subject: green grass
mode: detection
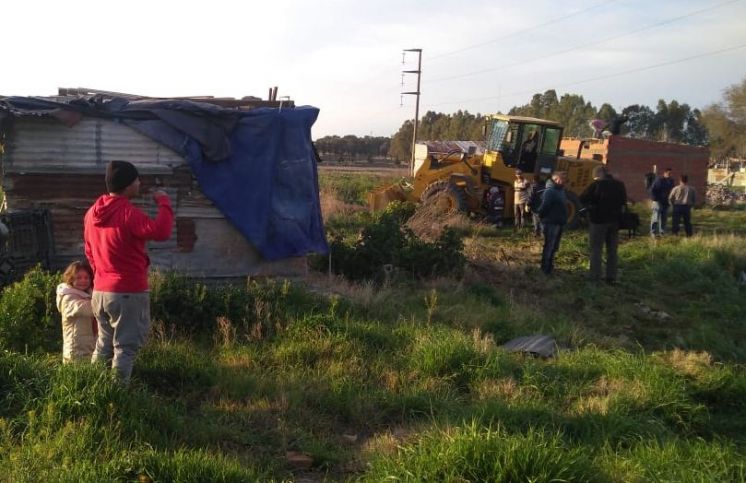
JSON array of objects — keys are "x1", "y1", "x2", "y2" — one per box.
[
  {"x1": 1, "y1": 174, "x2": 745, "y2": 481},
  {"x1": 319, "y1": 172, "x2": 399, "y2": 206}
]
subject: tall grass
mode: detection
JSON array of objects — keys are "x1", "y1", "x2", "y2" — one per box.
[
  {"x1": 364, "y1": 422, "x2": 602, "y2": 482},
  {"x1": 1, "y1": 188, "x2": 745, "y2": 480}
]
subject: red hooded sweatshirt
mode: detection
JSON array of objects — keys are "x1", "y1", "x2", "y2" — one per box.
[{"x1": 84, "y1": 194, "x2": 173, "y2": 292}]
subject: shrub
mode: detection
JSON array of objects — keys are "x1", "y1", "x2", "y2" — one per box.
[
  {"x1": 150, "y1": 272, "x2": 323, "y2": 337},
  {"x1": 312, "y1": 201, "x2": 465, "y2": 282},
  {"x1": 0, "y1": 266, "x2": 60, "y2": 353}
]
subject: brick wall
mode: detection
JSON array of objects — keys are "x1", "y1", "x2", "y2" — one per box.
[{"x1": 560, "y1": 137, "x2": 709, "y2": 205}]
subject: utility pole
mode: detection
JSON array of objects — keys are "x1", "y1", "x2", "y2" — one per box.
[{"x1": 402, "y1": 48, "x2": 422, "y2": 176}]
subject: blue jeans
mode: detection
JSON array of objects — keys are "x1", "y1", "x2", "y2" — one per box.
[
  {"x1": 650, "y1": 201, "x2": 669, "y2": 235},
  {"x1": 541, "y1": 223, "x2": 564, "y2": 274}
]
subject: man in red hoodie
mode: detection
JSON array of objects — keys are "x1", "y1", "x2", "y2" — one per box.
[{"x1": 84, "y1": 160, "x2": 173, "y2": 384}]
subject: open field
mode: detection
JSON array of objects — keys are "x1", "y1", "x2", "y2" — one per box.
[
  {"x1": 1, "y1": 172, "x2": 745, "y2": 482},
  {"x1": 319, "y1": 164, "x2": 409, "y2": 176}
]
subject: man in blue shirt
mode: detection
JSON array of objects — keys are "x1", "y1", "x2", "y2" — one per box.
[{"x1": 649, "y1": 168, "x2": 675, "y2": 237}]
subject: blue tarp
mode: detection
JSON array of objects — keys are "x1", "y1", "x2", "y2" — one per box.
[{"x1": 0, "y1": 96, "x2": 328, "y2": 260}]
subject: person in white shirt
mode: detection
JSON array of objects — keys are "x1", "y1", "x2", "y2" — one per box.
[{"x1": 513, "y1": 170, "x2": 530, "y2": 228}]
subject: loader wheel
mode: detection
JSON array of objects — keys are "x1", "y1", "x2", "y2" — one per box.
[
  {"x1": 565, "y1": 192, "x2": 585, "y2": 229},
  {"x1": 421, "y1": 180, "x2": 468, "y2": 214}
]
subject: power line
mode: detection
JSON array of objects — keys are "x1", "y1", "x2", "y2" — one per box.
[
  {"x1": 313, "y1": 0, "x2": 624, "y2": 103},
  {"x1": 401, "y1": 48, "x2": 423, "y2": 175},
  {"x1": 426, "y1": 0, "x2": 743, "y2": 84},
  {"x1": 423, "y1": 42, "x2": 746, "y2": 109},
  {"x1": 427, "y1": 0, "x2": 620, "y2": 62}
]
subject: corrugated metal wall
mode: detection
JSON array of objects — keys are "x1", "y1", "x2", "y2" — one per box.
[
  {"x1": 5, "y1": 117, "x2": 183, "y2": 171},
  {"x1": 2, "y1": 117, "x2": 306, "y2": 277}
]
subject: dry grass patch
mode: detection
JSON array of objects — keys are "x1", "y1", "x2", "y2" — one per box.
[
  {"x1": 320, "y1": 186, "x2": 366, "y2": 219},
  {"x1": 406, "y1": 202, "x2": 473, "y2": 241},
  {"x1": 303, "y1": 272, "x2": 380, "y2": 307},
  {"x1": 572, "y1": 376, "x2": 648, "y2": 416},
  {"x1": 473, "y1": 377, "x2": 540, "y2": 404},
  {"x1": 657, "y1": 349, "x2": 714, "y2": 378}
]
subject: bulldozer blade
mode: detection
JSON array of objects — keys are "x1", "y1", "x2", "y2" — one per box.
[{"x1": 367, "y1": 183, "x2": 408, "y2": 212}]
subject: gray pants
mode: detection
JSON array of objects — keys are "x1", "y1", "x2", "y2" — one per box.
[
  {"x1": 92, "y1": 291, "x2": 151, "y2": 384},
  {"x1": 589, "y1": 222, "x2": 619, "y2": 282}
]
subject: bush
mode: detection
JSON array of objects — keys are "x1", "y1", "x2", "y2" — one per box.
[
  {"x1": 312, "y1": 201, "x2": 466, "y2": 282},
  {"x1": 0, "y1": 268, "x2": 325, "y2": 354},
  {"x1": 0, "y1": 266, "x2": 60, "y2": 353},
  {"x1": 150, "y1": 272, "x2": 323, "y2": 337}
]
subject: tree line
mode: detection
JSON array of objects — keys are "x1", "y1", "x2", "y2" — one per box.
[
  {"x1": 316, "y1": 77, "x2": 746, "y2": 165},
  {"x1": 314, "y1": 135, "x2": 391, "y2": 162}
]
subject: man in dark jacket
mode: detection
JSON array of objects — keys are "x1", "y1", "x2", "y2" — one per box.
[
  {"x1": 536, "y1": 172, "x2": 568, "y2": 275},
  {"x1": 649, "y1": 168, "x2": 674, "y2": 237},
  {"x1": 579, "y1": 166, "x2": 628, "y2": 283},
  {"x1": 528, "y1": 175, "x2": 545, "y2": 237}
]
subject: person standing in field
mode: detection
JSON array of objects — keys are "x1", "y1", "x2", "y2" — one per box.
[
  {"x1": 579, "y1": 166, "x2": 628, "y2": 284},
  {"x1": 669, "y1": 174, "x2": 696, "y2": 237},
  {"x1": 528, "y1": 175, "x2": 545, "y2": 237},
  {"x1": 649, "y1": 167, "x2": 675, "y2": 237},
  {"x1": 513, "y1": 169, "x2": 530, "y2": 229},
  {"x1": 536, "y1": 172, "x2": 568, "y2": 275},
  {"x1": 486, "y1": 186, "x2": 505, "y2": 228},
  {"x1": 56, "y1": 261, "x2": 96, "y2": 363},
  {"x1": 84, "y1": 160, "x2": 173, "y2": 384}
]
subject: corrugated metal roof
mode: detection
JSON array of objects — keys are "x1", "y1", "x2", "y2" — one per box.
[
  {"x1": 1, "y1": 87, "x2": 293, "y2": 110},
  {"x1": 487, "y1": 114, "x2": 563, "y2": 127},
  {"x1": 416, "y1": 140, "x2": 486, "y2": 155}
]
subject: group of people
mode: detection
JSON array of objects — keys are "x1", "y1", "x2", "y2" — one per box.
[
  {"x1": 486, "y1": 169, "x2": 545, "y2": 235},
  {"x1": 649, "y1": 167, "x2": 697, "y2": 238},
  {"x1": 56, "y1": 161, "x2": 173, "y2": 385},
  {"x1": 57, "y1": 159, "x2": 699, "y2": 380},
  {"x1": 505, "y1": 165, "x2": 697, "y2": 282}
]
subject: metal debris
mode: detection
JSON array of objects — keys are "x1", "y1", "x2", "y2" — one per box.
[
  {"x1": 634, "y1": 302, "x2": 672, "y2": 321},
  {"x1": 706, "y1": 184, "x2": 746, "y2": 208},
  {"x1": 501, "y1": 334, "x2": 557, "y2": 358}
]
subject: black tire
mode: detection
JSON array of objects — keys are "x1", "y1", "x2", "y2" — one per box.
[
  {"x1": 565, "y1": 191, "x2": 586, "y2": 229},
  {"x1": 421, "y1": 180, "x2": 468, "y2": 214}
]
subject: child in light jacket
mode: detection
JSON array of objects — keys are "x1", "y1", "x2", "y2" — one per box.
[{"x1": 56, "y1": 261, "x2": 96, "y2": 363}]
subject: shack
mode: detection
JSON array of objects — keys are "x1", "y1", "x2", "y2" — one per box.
[
  {"x1": 560, "y1": 136, "x2": 709, "y2": 205},
  {"x1": 0, "y1": 88, "x2": 327, "y2": 281}
]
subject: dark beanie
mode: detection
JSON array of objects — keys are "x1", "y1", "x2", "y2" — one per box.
[{"x1": 105, "y1": 161, "x2": 139, "y2": 193}]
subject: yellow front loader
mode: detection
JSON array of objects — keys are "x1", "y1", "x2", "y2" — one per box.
[{"x1": 368, "y1": 115, "x2": 602, "y2": 227}]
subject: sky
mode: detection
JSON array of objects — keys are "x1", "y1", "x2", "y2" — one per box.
[{"x1": 3, "y1": 0, "x2": 745, "y2": 138}]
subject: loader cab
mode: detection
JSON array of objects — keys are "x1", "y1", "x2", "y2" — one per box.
[{"x1": 484, "y1": 116, "x2": 563, "y2": 176}]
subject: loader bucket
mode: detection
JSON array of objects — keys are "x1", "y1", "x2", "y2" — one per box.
[{"x1": 367, "y1": 183, "x2": 408, "y2": 212}]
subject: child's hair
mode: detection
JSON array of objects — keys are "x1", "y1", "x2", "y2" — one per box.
[{"x1": 62, "y1": 261, "x2": 94, "y2": 287}]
